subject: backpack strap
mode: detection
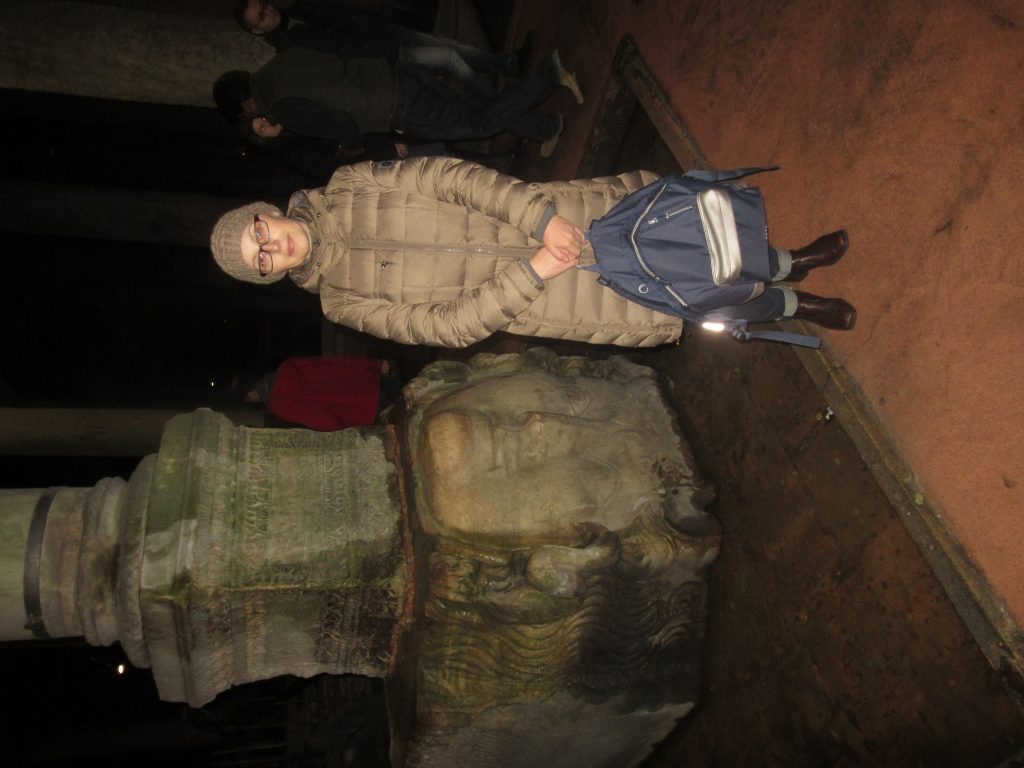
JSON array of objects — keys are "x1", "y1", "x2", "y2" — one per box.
[
  {"x1": 681, "y1": 166, "x2": 779, "y2": 183},
  {"x1": 725, "y1": 319, "x2": 822, "y2": 348},
  {"x1": 580, "y1": 231, "x2": 600, "y2": 273}
]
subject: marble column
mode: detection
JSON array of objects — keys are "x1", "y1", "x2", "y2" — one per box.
[{"x1": 0, "y1": 408, "x2": 405, "y2": 707}]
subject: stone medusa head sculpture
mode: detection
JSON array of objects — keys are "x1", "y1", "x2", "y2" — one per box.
[{"x1": 389, "y1": 349, "x2": 721, "y2": 768}]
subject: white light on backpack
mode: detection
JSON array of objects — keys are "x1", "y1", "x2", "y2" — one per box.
[{"x1": 702, "y1": 322, "x2": 727, "y2": 333}]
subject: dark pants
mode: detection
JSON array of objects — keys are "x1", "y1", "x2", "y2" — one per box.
[
  {"x1": 392, "y1": 27, "x2": 515, "y2": 76},
  {"x1": 391, "y1": 56, "x2": 559, "y2": 142}
]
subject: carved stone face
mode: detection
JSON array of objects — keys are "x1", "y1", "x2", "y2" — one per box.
[
  {"x1": 418, "y1": 369, "x2": 672, "y2": 541},
  {"x1": 395, "y1": 353, "x2": 720, "y2": 762}
]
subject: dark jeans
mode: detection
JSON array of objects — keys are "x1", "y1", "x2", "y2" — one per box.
[
  {"x1": 392, "y1": 27, "x2": 515, "y2": 76},
  {"x1": 391, "y1": 57, "x2": 559, "y2": 142}
]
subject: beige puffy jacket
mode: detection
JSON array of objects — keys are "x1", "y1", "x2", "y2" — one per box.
[{"x1": 287, "y1": 156, "x2": 683, "y2": 347}]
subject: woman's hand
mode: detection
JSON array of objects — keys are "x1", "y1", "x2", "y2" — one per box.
[
  {"x1": 543, "y1": 215, "x2": 584, "y2": 262},
  {"x1": 530, "y1": 246, "x2": 578, "y2": 280}
]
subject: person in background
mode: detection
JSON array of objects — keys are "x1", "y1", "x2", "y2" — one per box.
[
  {"x1": 212, "y1": 75, "x2": 521, "y2": 182},
  {"x1": 234, "y1": 0, "x2": 533, "y2": 93},
  {"x1": 240, "y1": 356, "x2": 403, "y2": 430},
  {"x1": 213, "y1": 47, "x2": 579, "y2": 157}
]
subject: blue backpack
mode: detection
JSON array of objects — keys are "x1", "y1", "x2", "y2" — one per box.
[{"x1": 585, "y1": 167, "x2": 820, "y2": 348}]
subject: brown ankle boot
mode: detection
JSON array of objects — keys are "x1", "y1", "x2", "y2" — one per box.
[
  {"x1": 787, "y1": 230, "x2": 849, "y2": 282},
  {"x1": 792, "y1": 291, "x2": 857, "y2": 330}
]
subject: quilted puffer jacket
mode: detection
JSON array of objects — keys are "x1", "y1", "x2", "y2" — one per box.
[{"x1": 286, "y1": 156, "x2": 683, "y2": 347}]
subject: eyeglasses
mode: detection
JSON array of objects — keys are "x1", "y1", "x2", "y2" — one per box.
[{"x1": 253, "y1": 214, "x2": 272, "y2": 277}]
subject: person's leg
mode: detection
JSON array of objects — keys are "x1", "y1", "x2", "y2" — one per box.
[
  {"x1": 391, "y1": 27, "x2": 516, "y2": 74},
  {"x1": 790, "y1": 291, "x2": 857, "y2": 329},
  {"x1": 497, "y1": 107, "x2": 561, "y2": 144},
  {"x1": 391, "y1": 63, "x2": 493, "y2": 139},
  {"x1": 539, "y1": 113, "x2": 563, "y2": 158},
  {"x1": 706, "y1": 286, "x2": 793, "y2": 323},
  {"x1": 709, "y1": 285, "x2": 855, "y2": 330},
  {"x1": 472, "y1": 53, "x2": 576, "y2": 139},
  {"x1": 551, "y1": 51, "x2": 584, "y2": 104},
  {"x1": 400, "y1": 45, "x2": 475, "y2": 79},
  {"x1": 398, "y1": 46, "x2": 495, "y2": 95},
  {"x1": 768, "y1": 246, "x2": 793, "y2": 281},
  {"x1": 391, "y1": 61, "x2": 560, "y2": 143},
  {"x1": 772, "y1": 230, "x2": 848, "y2": 282}
]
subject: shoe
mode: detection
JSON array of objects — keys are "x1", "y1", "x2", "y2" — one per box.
[
  {"x1": 786, "y1": 229, "x2": 849, "y2": 282},
  {"x1": 551, "y1": 50, "x2": 584, "y2": 104},
  {"x1": 792, "y1": 291, "x2": 857, "y2": 330},
  {"x1": 512, "y1": 31, "x2": 534, "y2": 76},
  {"x1": 540, "y1": 113, "x2": 564, "y2": 158}
]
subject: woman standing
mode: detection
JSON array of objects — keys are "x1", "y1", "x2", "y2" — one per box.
[{"x1": 210, "y1": 157, "x2": 854, "y2": 348}]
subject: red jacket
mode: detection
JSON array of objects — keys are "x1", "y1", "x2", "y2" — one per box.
[{"x1": 267, "y1": 356, "x2": 384, "y2": 430}]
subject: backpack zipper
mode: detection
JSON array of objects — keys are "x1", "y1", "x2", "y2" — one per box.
[
  {"x1": 631, "y1": 184, "x2": 691, "y2": 308},
  {"x1": 647, "y1": 204, "x2": 694, "y2": 226}
]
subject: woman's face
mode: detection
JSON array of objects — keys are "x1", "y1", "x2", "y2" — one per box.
[{"x1": 239, "y1": 213, "x2": 312, "y2": 277}]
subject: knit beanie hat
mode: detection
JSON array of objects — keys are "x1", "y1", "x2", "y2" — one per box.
[{"x1": 210, "y1": 201, "x2": 286, "y2": 284}]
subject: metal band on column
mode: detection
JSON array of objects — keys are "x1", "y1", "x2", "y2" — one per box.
[{"x1": 23, "y1": 487, "x2": 58, "y2": 639}]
